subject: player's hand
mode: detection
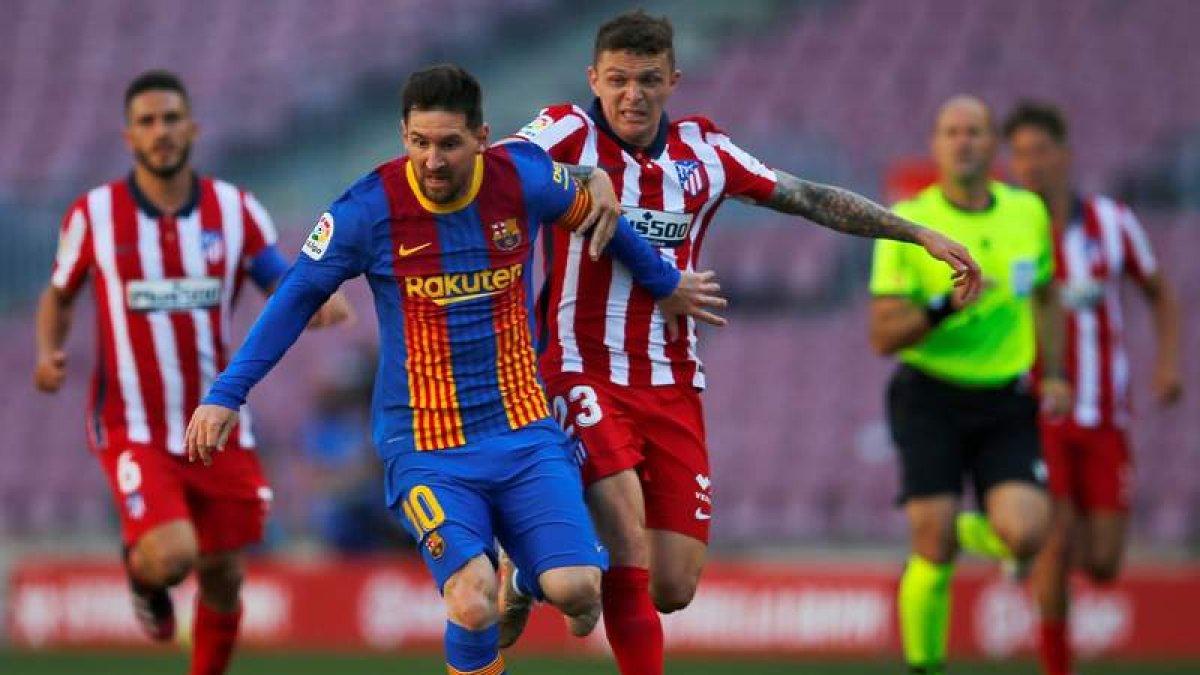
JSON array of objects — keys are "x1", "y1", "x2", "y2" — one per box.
[
  {"x1": 658, "y1": 270, "x2": 728, "y2": 341},
  {"x1": 1153, "y1": 362, "x2": 1182, "y2": 407},
  {"x1": 34, "y1": 350, "x2": 68, "y2": 393},
  {"x1": 1040, "y1": 376, "x2": 1073, "y2": 421},
  {"x1": 185, "y1": 404, "x2": 239, "y2": 466},
  {"x1": 916, "y1": 229, "x2": 982, "y2": 304},
  {"x1": 307, "y1": 291, "x2": 355, "y2": 329},
  {"x1": 576, "y1": 168, "x2": 621, "y2": 261}
]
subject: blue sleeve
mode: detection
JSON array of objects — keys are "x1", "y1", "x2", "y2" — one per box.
[
  {"x1": 510, "y1": 141, "x2": 681, "y2": 300},
  {"x1": 247, "y1": 245, "x2": 289, "y2": 291},
  {"x1": 203, "y1": 193, "x2": 373, "y2": 410},
  {"x1": 605, "y1": 215, "x2": 681, "y2": 300}
]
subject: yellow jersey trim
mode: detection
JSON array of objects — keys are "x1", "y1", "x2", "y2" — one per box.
[{"x1": 406, "y1": 155, "x2": 484, "y2": 214}]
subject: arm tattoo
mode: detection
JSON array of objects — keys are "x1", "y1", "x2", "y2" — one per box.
[{"x1": 765, "y1": 170, "x2": 922, "y2": 243}]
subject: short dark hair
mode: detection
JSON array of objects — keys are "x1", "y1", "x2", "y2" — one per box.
[
  {"x1": 124, "y1": 69, "x2": 189, "y2": 116},
  {"x1": 1002, "y1": 100, "x2": 1068, "y2": 144},
  {"x1": 594, "y1": 9, "x2": 675, "y2": 66},
  {"x1": 401, "y1": 64, "x2": 483, "y2": 130}
]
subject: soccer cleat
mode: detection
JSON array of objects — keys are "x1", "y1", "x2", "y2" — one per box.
[
  {"x1": 497, "y1": 551, "x2": 533, "y2": 648},
  {"x1": 124, "y1": 549, "x2": 175, "y2": 642}
]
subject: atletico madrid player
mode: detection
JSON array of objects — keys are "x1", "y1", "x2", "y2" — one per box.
[
  {"x1": 1004, "y1": 100, "x2": 1182, "y2": 675},
  {"x1": 33, "y1": 70, "x2": 350, "y2": 675},
  {"x1": 497, "y1": 10, "x2": 982, "y2": 675}
]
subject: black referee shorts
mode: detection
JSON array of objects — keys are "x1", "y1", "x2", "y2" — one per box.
[{"x1": 886, "y1": 364, "x2": 1047, "y2": 505}]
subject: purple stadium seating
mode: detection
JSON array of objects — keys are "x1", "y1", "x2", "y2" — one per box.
[
  {"x1": 673, "y1": 0, "x2": 1200, "y2": 194},
  {"x1": 2, "y1": 0, "x2": 1196, "y2": 550},
  {"x1": 0, "y1": 0, "x2": 553, "y2": 198}
]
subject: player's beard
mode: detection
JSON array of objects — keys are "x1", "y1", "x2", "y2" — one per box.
[
  {"x1": 134, "y1": 142, "x2": 192, "y2": 180},
  {"x1": 421, "y1": 168, "x2": 464, "y2": 204}
]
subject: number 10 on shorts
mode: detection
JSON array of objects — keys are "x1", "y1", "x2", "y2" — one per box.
[{"x1": 402, "y1": 485, "x2": 446, "y2": 537}]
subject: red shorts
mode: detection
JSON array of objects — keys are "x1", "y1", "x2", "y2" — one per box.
[
  {"x1": 1039, "y1": 420, "x2": 1132, "y2": 512},
  {"x1": 96, "y1": 437, "x2": 271, "y2": 554},
  {"x1": 544, "y1": 372, "x2": 712, "y2": 543}
]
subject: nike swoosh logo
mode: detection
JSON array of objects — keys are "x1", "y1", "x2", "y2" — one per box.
[
  {"x1": 398, "y1": 242, "x2": 432, "y2": 257},
  {"x1": 431, "y1": 291, "x2": 502, "y2": 306},
  {"x1": 694, "y1": 509, "x2": 711, "y2": 521}
]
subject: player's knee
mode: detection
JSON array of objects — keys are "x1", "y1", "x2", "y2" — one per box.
[
  {"x1": 141, "y1": 548, "x2": 197, "y2": 587},
  {"x1": 443, "y1": 567, "x2": 498, "y2": 631},
  {"x1": 997, "y1": 523, "x2": 1046, "y2": 560},
  {"x1": 650, "y1": 575, "x2": 698, "y2": 614},
  {"x1": 544, "y1": 568, "x2": 601, "y2": 618}
]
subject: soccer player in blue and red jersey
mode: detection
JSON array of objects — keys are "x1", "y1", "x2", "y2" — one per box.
[{"x1": 186, "y1": 64, "x2": 724, "y2": 674}]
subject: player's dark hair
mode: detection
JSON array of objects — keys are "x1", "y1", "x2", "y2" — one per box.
[
  {"x1": 402, "y1": 64, "x2": 483, "y2": 130},
  {"x1": 594, "y1": 9, "x2": 675, "y2": 67},
  {"x1": 1002, "y1": 100, "x2": 1068, "y2": 144},
  {"x1": 124, "y1": 70, "x2": 190, "y2": 117}
]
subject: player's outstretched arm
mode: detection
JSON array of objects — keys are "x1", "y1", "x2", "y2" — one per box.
[
  {"x1": 33, "y1": 285, "x2": 77, "y2": 393},
  {"x1": 1134, "y1": 272, "x2": 1183, "y2": 405},
  {"x1": 187, "y1": 270, "x2": 335, "y2": 464},
  {"x1": 764, "y1": 170, "x2": 981, "y2": 302}
]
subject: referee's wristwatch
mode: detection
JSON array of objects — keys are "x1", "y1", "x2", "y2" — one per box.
[{"x1": 925, "y1": 294, "x2": 957, "y2": 327}]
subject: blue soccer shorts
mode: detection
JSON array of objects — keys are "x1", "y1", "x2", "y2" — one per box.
[{"x1": 385, "y1": 419, "x2": 607, "y2": 592}]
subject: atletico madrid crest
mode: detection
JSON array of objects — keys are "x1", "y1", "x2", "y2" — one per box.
[
  {"x1": 675, "y1": 160, "x2": 704, "y2": 197},
  {"x1": 491, "y1": 218, "x2": 521, "y2": 251}
]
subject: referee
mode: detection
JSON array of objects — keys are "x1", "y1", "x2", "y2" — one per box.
[{"x1": 869, "y1": 95, "x2": 1071, "y2": 675}]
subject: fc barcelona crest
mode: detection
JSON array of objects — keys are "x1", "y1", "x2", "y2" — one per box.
[
  {"x1": 491, "y1": 218, "x2": 522, "y2": 251},
  {"x1": 424, "y1": 531, "x2": 446, "y2": 560}
]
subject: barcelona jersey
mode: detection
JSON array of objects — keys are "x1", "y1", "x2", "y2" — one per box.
[{"x1": 204, "y1": 140, "x2": 678, "y2": 459}]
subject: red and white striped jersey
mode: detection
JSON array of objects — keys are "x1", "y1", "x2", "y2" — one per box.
[
  {"x1": 51, "y1": 175, "x2": 279, "y2": 454},
  {"x1": 1054, "y1": 195, "x2": 1157, "y2": 428},
  {"x1": 513, "y1": 102, "x2": 778, "y2": 389}
]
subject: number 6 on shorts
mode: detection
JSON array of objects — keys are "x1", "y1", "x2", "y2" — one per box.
[{"x1": 402, "y1": 485, "x2": 446, "y2": 537}]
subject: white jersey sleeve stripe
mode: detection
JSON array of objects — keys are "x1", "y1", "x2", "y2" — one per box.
[
  {"x1": 51, "y1": 208, "x2": 88, "y2": 289},
  {"x1": 1119, "y1": 206, "x2": 1157, "y2": 276},
  {"x1": 525, "y1": 114, "x2": 586, "y2": 153},
  {"x1": 243, "y1": 192, "x2": 278, "y2": 247},
  {"x1": 706, "y1": 131, "x2": 777, "y2": 182}
]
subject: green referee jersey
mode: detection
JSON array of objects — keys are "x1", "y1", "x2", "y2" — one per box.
[{"x1": 870, "y1": 182, "x2": 1053, "y2": 387}]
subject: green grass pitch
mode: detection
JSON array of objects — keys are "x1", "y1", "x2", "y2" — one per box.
[{"x1": 2, "y1": 651, "x2": 1198, "y2": 674}]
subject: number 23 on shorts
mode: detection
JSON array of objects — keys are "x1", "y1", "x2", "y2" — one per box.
[
  {"x1": 552, "y1": 384, "x2": 603, "y2": 437},
  {"x1": 402, "y1": 485, "x2": 446, "y2": 537}
]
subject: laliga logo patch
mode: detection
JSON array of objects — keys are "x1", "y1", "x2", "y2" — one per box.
[
  {"x1": 675, "y1": 160, "x2": 704, "y2": 197},
  {"x1": 424, "y1": 531, "x2": 446, "y2": 560},
  {"x1": 303, "y1": 212, "x2": 334, "y2": 260},
  {"x1": 517, "y1": 113, "x2": 554, "y2": 139},
  {"x1": 491, "y1": 218, "x2": 522, "y2": 251},
  {"x1": 200, "y1": 230, "x2": 225, "y2": 265}
]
